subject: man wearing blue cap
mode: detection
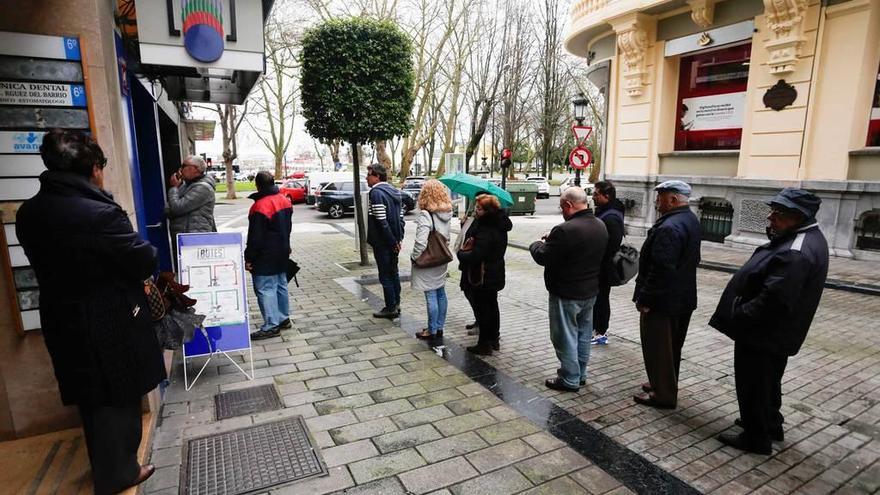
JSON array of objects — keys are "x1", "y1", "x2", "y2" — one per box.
[
  {"x1": 709, "y1": 188, "x2": 828, "y2": 454},
  {"x1": 632, "y1": 180, "x2": 701, "y2": 409}
]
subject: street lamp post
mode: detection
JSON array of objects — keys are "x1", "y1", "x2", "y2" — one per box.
[{"x1": 572, "y1": 93, "x2": 589, "y2": 187}]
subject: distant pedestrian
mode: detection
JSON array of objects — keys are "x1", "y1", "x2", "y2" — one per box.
[
  {"x1": 245, "y1": 171, "x2": 293, "y2": 341},
  {"x1": 632, "y1": 180, "x2": 701, "y2": 409},
  {"x1": 367, "y1": 163, "x2": 405, "y2": 319},
  {"x1": 17, "y1": 129, "x2": 163, "y2": 493},
  {"x1": 530, "y1": 187, "x2": 608, "y2": 391},
  {"x1": 591, "y1": 181, "x2": 625, "y2": 345},
  {"x1": 411, "y1": 179, "x2": 454, "y2": 340},
  {"x1": 710, "y1": 188, "x2": 828, "y2": 454},
  {"x1": 457, "y1": 194, "x2": 512, "y2": 355},
  {"x1": 167, "y1": 155, "x2": 216, "y2": 262}
]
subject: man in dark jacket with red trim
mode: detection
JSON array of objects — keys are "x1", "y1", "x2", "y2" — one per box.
[
  {"x1": 632, "y1": 180, "x2": 701, "y2": 410},
  {"x1": 710, "y1": 188, "x2": 828, "y2": 454},
  {"x1": 245, "y1": 171, "x2": 293, "y2": 340}
]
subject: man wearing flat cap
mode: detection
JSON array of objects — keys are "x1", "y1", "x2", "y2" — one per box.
[
  {"x1": 632, "y1": 180, "x2": 701, "y2": 409},
  {"x1": 710, "y1": 188, "x2": 828, "y2": 454}
]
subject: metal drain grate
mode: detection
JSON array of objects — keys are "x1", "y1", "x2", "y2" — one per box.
[
  {"x1": 214, "y1": 385, "x2": 283, "y2": 420},
  {"x1": 182, "y1": 416, "x2": 327, "y2": 495}
]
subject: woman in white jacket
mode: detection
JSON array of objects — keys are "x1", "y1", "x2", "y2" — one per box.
[{"x1": 411, "y1": 179, "x2": 453, "y2": 340}]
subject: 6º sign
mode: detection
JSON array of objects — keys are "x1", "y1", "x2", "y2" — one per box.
[{"x1": 568, "y1": 147, "x2": 592, "y2": 170}]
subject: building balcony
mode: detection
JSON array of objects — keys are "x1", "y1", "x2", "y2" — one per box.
[{"x1": 566, "y1": 0, "x2": 705, "y2": 57}]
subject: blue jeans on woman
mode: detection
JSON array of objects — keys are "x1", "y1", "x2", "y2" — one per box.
[
  {"x1": 253, "y1": 273, "x2": 289, "y2": 331},
  {"x1": 424, "y1": 287, "x2": 448, "y2": 334}
]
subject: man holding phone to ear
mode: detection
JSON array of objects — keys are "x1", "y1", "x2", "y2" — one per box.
[{"x1": 166, "y1": 155, "x2": 217, "y2": 264}]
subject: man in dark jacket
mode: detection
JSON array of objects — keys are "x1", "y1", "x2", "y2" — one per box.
[
  {"x1": 531, "y1": 187, "x2": 608, "y2": 391},
  {"x1": 367, "y1": 163, "x2": 405, "y2": 319},
  {"x1": 591, "y1": 180, "x2": 625, "y2": 345},
  {"x1": 632, "y1": 180, "x2": 701, "y2": 409},
  {"x1": 245, "y1": 171, "x2": 294, "y2": 340},
  {"x1": 710, "y1": 188, "x2": 828, "y2": 454},
  {"x1": 17, "y1": 129, "x2": 163, "y2": 493}
]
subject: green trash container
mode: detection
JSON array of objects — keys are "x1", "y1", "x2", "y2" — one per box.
[{"x1": 505, "y1": 182, "x2": 538, "y2": 215}]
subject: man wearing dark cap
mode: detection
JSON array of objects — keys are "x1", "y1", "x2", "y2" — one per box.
[
  {"x1": 366, "y1": 163, "x2": 405, "y2": 319},
  {"x1": 710, "y1": 188, "x2": 828, "y2": 454},
  {"x1": 632, "y1": 180, "x2": 701, "y2": 409}
]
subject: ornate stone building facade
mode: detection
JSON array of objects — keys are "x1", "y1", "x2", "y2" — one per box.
[{"x1": 566, "y1": 0, "x2": 880, "y2": 259}]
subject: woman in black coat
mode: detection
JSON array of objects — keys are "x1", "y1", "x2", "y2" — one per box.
[
  {"x1": 16, "y1": 130, "x2": 164, "y2": 494},
  {"x1": 457, "y1": 194, "x2": 512, "y2": 355}
]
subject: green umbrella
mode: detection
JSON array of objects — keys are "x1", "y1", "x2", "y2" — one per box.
[{"x1": 438, "y1": 173, "x2": 514, "y2": 208}]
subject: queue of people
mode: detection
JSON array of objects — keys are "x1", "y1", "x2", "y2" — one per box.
[
  {"x1": 383, "y1": 176, "x2": 829, "y2": 457},
  {"x1": 16, "y1": 126, "x2": 830, "y2": 492}
]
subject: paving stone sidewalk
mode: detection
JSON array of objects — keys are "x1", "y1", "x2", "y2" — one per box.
[
  {"x1": 144, "y1": 226, "x2": 634, "y2": 495},
  {"x1": 390, "y1": 217, "x2": 880, "y2": 494}
]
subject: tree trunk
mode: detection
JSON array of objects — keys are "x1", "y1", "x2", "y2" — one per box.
[
  {"x1": 351, "y1": 143, "x2": 369, "y2": 266},
  {"x1": 375, "y1": 140, "x2": 392, "y2": 170},
  {"x1": 275, "y1": 154, "x2": 283, "y2": 180}
]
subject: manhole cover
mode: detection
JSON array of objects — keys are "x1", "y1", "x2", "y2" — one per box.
[
  {"x1": 215, "y1": 385, "x2": 282, "y2": 420},
  {"x1": 182, "y1": 416, "x2": 327, "y2": 495}
]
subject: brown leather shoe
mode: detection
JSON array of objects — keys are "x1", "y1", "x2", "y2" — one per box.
[
  {"x1": 632, "y1": 393, "x2": 675, "y2": 409},
  {"x1": 641, "y1": 382, "x2": 653, "y2": 393},
  {"x1": 122, "y1": 464, "x2": 155, "y2": 491}
]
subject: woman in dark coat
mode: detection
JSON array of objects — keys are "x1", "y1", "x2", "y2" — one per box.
[
  {"x1": 457, "y1": 194, "x2": 512, "y2": 355},
  {"x1": 16, "y1": 129, "x2": 164, "y2": 494}
]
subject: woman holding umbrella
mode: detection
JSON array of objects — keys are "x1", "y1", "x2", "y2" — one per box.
[{"x1": 457, "y1": 194, "x2": 512, "y2": 355}]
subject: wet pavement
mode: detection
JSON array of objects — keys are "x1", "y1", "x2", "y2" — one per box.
[{"x1": 151, "y1": 198, "x2": 880, "y2": 494}]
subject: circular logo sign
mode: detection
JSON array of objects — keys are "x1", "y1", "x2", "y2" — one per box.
[{"x1": 182, "y1": 0, "x2": 226, "y2": 63}]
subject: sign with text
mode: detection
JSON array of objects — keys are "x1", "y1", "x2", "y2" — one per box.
[
  {"x1": 0, "y1": 81, "x2": 87, "y2": 107},
  {"x1": 179, "y1": 232, "x2": 251, "y2": 357},
  {"x1": 680, "y1": 91, "x2": 747, "y2": 131}
]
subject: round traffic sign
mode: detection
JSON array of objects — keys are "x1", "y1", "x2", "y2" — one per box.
[{"x1": 568, "y1": 147, "x2": 592, "y2": 170}]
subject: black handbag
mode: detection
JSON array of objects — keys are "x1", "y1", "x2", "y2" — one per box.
[{"x1": 286, "y1": 259, "x2": 301, "y2": 287}]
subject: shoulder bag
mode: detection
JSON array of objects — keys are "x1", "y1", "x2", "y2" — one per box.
[{"x1": 413, "y1": 213, "x2": 454, "y2": 268}]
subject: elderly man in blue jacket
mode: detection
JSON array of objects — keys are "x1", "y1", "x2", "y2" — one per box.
[
  {"x1": 632, "y1": 180, "x2": 701, "y2": 409},
  {"x1": 710, "y1": 188, "x2": 828, "y2": 454}
]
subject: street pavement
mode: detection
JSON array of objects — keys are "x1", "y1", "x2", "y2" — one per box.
[{"x1": 146, "y1": 196, "x2": 880, "y2": 494}]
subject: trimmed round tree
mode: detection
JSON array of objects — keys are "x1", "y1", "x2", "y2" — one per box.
[{"x1": 300, "y1": 18, "x2": 415, "y2": 265}]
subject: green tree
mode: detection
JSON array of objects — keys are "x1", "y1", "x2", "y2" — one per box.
[{"x1": 300, "y1": 17, "x2": 415, "y2": 264}]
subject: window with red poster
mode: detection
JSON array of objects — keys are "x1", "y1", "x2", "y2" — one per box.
[
  {"x1": 675, "y1": 43, "x2": 752, "y2": 151},
  {"x1": 867, "y1": 63, "x2": 880, "y2": 147}
]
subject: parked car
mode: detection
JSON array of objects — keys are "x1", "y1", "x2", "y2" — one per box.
[
  {"x1": 315, "y1": 180, "x2": 369, "y2": 219},
  {"x1": 526, "y1": 176, "x2": 551, "y2": 199},
  {"x1": 401, "y1": 177, "x2": 426, "y2": 204},
  {"x1": 558, "y1": 177, "x2": 593, "y2": 197},
  {"x1": 278, "y1": 179, "x2": 307, "y2": 204}
]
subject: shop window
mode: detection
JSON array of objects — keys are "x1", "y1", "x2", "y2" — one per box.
[
  {"x1": 867, "y1": 63, "x2": 880, "y2": 147},
  {"x1": 855, "y1": 210, "x2": 880, "y2": 251},
  {"x1": 699, "y1": 198, "x2": 734, "y2": 243},
  {"x1": 675, "y1": 43, "x2": 751, "y2": 151}
]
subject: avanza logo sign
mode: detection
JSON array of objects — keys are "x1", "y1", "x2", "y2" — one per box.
[{"x1": 182, "y1": 0, "x2": 226, "y2": 63}]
